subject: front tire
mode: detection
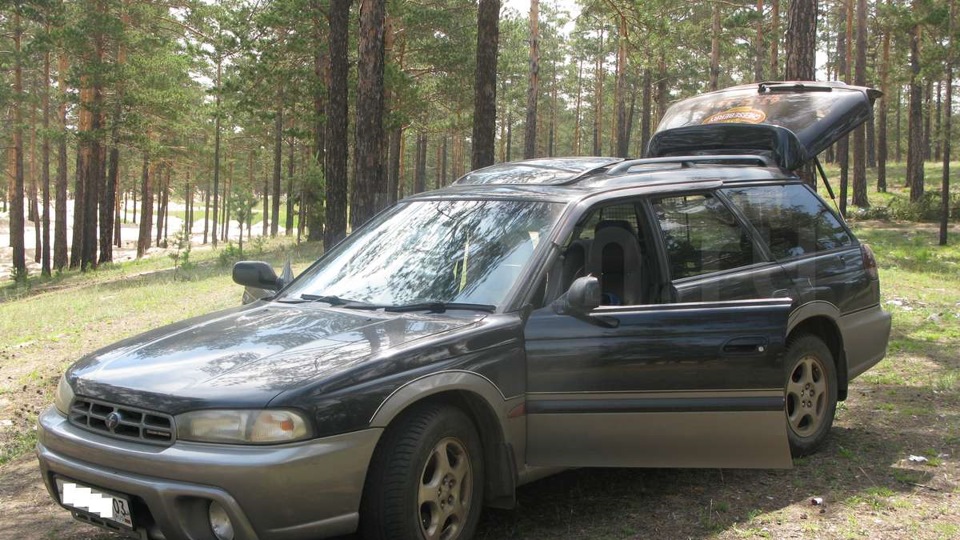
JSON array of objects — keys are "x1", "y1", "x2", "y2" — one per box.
[
  {"x1": 360, "y1": 403, "x2": 484, "y2": 540},
  {"x1": 784, "y1": 334, "x2": 838, "y2": 457}
]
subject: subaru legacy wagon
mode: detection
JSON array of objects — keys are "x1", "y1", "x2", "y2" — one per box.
[{"x1": 38, "y1": 81, "x2": 891, "y2": 540}]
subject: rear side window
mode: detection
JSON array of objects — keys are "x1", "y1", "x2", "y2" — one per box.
[
  {"x1": 723, "y1": 185, "x2": 852, "y2": 260},
  {"x1": 652, "y1": 194, "x2": 756, "y2": 280}
]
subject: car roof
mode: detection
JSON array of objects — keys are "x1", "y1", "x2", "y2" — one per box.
[{"x1": 408, "y1": 156, "x2": 799, "y2": 205}]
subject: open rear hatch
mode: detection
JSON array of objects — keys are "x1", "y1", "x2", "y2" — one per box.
[{"x1": 647, "y1": 81, "x2": 881, "y2": 170}]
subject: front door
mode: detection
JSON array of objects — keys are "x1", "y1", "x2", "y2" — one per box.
[{"x1": 524, "y1": 298, "x2": 793, "y2": 469}]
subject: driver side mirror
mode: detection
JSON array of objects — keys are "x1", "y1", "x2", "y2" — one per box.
[
  {"x1": 552, "y1": 276, "x2": 601, "y2": 314},
  {"x1": 233, "y1": 261, "x2": 282, "y2": 291}
]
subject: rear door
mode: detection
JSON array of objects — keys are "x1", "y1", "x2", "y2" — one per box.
[
  {"x1": 655, "y1": 81, "x2": 880, "y2": 159},
  {"x1": 524, "y1": 298, "x2": 793, "y2": 469}
]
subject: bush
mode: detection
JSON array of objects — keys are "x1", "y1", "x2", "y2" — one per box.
[
  {"x1": 853, "y1": 192, "x2": 960, "y2": 222},
  {"x1": 218, "y1": 241, "x2": 242, "y2": 267}
]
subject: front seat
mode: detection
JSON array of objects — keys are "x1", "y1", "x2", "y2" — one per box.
[{"x1": 587, "y1": 220, "x2": 643, "y2": 305}]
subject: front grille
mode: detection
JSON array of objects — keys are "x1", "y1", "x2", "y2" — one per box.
[{"x1": 69, "y1": 398, "x2": 175, "y2": 446}]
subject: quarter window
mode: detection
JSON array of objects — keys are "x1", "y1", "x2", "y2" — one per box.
[
  {"x1": 652, "y1": 194, "x2": 757, "y2": 280},
  {"x1": 722, "y1": 185, "x2": 852, "y2": 260}
]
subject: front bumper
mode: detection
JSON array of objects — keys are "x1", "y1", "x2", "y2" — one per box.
[{"x1": 36, "y1": 406, "x2": 382, "y2": 540}]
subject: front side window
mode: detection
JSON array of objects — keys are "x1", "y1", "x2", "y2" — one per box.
[
  {"x1": 653, "y1": 193, "x2": 757, "y2": 280},
  {"x1": 282, "y1": 199, "x2": 564, "y2": 308},
  {"x1": 723, "y1": 185, "x2": 852, "y2": 260}
]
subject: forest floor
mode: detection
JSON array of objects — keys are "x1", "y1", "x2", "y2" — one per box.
[{"x1": 0, "y1": 221, "x2": 958, "y2": 540}]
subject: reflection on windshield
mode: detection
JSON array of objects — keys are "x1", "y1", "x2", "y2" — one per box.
[{"x1": 282, "y1": 199, "x2": 564, "y2": 308}]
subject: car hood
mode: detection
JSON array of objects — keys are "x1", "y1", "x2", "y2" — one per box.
[
  {"x1": 68, "y1": 302, "x2": 482, "y2": 413},
  {"x1": 652, "y1": 81, "x2": 881, "y2": 168}
]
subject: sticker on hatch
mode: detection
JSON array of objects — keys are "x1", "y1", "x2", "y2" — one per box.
[
  {"x1": 56, "y1": 478, "x2": 134, "y2": 528},
  {"x1": 702, "y1": 106, "x2": 767, "y2": 125}
]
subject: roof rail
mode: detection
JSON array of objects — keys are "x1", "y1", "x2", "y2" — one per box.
[{"x1": 605, "y1": 154, "x2": 777, "y2": 176}]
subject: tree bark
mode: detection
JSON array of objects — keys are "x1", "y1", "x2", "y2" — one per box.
[
  {"x1": 837, "y1": 0, "x2": 849, "y2": 214},
  {"x1": 640, "y1": 69, "x2": 652, "y2": 155},
  {"x1": 710, "y1": 2, "x2": 721, "y2": 91},
  {"x1": 136, "y1": 155, "x2": 152, "y2": 258},
  {"x1": 755, "y1": 0, "x2": 765, "y2": 82},
  {"x1": 906, "y1": 10, "x2": 925, "y2": 202},
  {"x1": 286, "y1": 133, "x2": 295, "y2": 236},
  {"x1": 769, "y1": 0, "x2": 780, "y2": 78},
  {"x1": 272, "y1": 104, "x2": 283, "y2": 237},
  {"x1": 941, "y1": 0, "x2": 954, "y2": 246},
  {"x1": 41, "y1": 33, "x2": 52, "y2": 277},
  {"x1": 852, "y1": 0, "x2": 869, "y2": 208},
  {"x1": 11, "y1": 8, "x2": 26, "y2": 277},
  {"x1": 212, "y1": 58, "x2": 222, "y2": 247},
  {"x1": 524, "y1": 0, "x2": 540, "y2": 159},
  {"x1": 593, "y1": 30, "x2": 605, "y2": 156},
  {"x1": 414, "y1": 133, "x2": 427, "y2": 193},
  {"x1": 784, "y1": 0, "x2": 818, "y2": 186},
  {"x1": 615, "y1": 13, "x2": 629, "y2": 158},
  {"x1": 472, "y1": 0, "x2": 500, "y2": 170},
  {"x1": 353, "y1": 0, "x2": 387, "y2": 229},
  {"x1": 54, "y1": 53, "x2": 68, "y2": 270},
  {"x1": 325, "y1": 0, "x2": 351, "y2": 247}
]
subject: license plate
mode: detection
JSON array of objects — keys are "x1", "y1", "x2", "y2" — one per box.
[{"x1": 56, "y1": 478, "x2": 134, "y2": 528}]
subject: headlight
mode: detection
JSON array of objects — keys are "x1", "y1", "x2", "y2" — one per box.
[
  {"x1": 175, "y1": 410, "x2": 312, "y2": 444},
  {"x1": 54, "y1": 375, "x2": 75, "y2": 415}
]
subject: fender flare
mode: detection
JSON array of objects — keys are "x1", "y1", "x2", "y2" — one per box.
[
  {"x1": 787, "y1": 300, "x2": 841, "y2": 335},
  {"x1": 369, "y1": 370, "x2": 508, "y2": 428}
]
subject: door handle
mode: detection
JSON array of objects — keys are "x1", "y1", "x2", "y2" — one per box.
[{"x1": 722, "y1": 337, "x2": 768, "y2": 354}]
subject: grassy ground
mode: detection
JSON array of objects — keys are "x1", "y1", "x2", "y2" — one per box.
[{"x1": 0, "y1": 167, "x2": 958, "y2": 539}]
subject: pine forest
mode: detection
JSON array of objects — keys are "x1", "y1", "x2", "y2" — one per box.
[{"x1": 1, "y1": 0, "x2": 958, "y2": 279}]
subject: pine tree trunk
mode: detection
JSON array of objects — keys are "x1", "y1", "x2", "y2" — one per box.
[
  {"x1": 837, "y1": 0, "x2": 849, "y2": 213},
  {"x1": 593, "y1": 30, "x2": 605, "y2": 156},
  {"x1": 896, "y1": 85, "x2": 903, "y2": 162},
  {"x1": 640, "y1": 69, "x2": 652, "y2": 155},
  {"x1": 755, "y1": 0, "x2": 765, "y2": 82},
  {"x1": 710, "y1": 2, "x2": 721, "y2": 91},
  {"x1": 53, "y1": 53, "x2": 68, "y2": 270},
  {"x1": 272, "y1": 104, "x2": 283, "y2": 237},
  {"x1": 286, "y1": 135, "x2": 295, "y2": 236},
  {"x1": 907, "y1": 12, "x2": 925, "y2": 202},
  {"x1": 615, "y1": 14, "x2": 629, "y2": 158},
  {"x1": 388, "y1": 128, "x2": 403, "y2": 202},
  {"x1": 769, "y1": 0, "x2": 780, "y2": 77},
  {"x1": 785, "y1": 0, "x2": 818, "y2": 186},
  {"x1": 471, "y1": 0, "x2": 500, "y2": 169},
  {"x1": 923, "y1": 81, "x2": 933, "y2": 161},
  {"x1": 414, "y1": 133, "x2": 427, "y2": 194},
  {"x1": 11, "y1": 8, "x2": 26, "y2": 277},
  {"x1": 136, "y1": 154, "x2": 152, "y2": 258},
  {"x1": 325, "y1": 0, "x2": 351, "y2": 247},
  {"x1": 941, "y1": 0, "x2": 954, "y2": 246},
  {"x1": 524, "y1": 0, "x2": 540, "y2": 159},
  {"x1": 852, "y1": 0, "x2": 869, "y2": 208},
  {"x1": 353, "y1": 0, "x2": 387, "y2": 228},
  {"x1": 41, "y1": 39, "x2": 52, "y2": 277},
  {"x1": 573, "y1": 58, "x2": 583, "y2": 155},
  {"x1": 212, "y1": 59, "x2": 222, "y2": 247}
]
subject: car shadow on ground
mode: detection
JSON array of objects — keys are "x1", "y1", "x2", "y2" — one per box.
[{"x1": 325, "y1": 423, "x2": 942, "y2": 540}]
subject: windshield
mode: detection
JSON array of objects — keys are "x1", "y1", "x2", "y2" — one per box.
[{"x1": 282, "y1": 199, "x2": 564, "y2": 309}]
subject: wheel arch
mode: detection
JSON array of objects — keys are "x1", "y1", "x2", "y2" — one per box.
[
  {"x1": 787, "y1": 302, "x2": 848, "y2": 401},
  {"x1": 369, "y1": 371, "x2": 518, "y2": 509}
]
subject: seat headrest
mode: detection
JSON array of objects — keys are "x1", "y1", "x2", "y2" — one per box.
[{"x1": 595, "y1": 219, "x2": 636, "y2": 237}]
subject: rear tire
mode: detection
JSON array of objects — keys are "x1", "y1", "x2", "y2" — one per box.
[
  {"x1": 360, "y1": 403, "x2": 484, "y2": 540},
  {"x1": 784, "y1": 334, "x2": 838, "y2": 457}
]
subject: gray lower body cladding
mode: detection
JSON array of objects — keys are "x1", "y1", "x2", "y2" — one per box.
[{"x1": 36, "y1": 406, "x2": 381, "y2": 540}]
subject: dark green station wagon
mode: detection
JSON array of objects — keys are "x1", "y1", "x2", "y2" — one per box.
[{"x1": 38, "y1": 82, "x2": 890, "y2": 540}]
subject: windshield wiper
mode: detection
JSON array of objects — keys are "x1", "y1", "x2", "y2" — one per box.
[
  {"x1": 383, "y1": 302, "x2": 496, "y2": 313},
  {"x1": 299, "y1": 294, "x2": 374, "y2": 308}
]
